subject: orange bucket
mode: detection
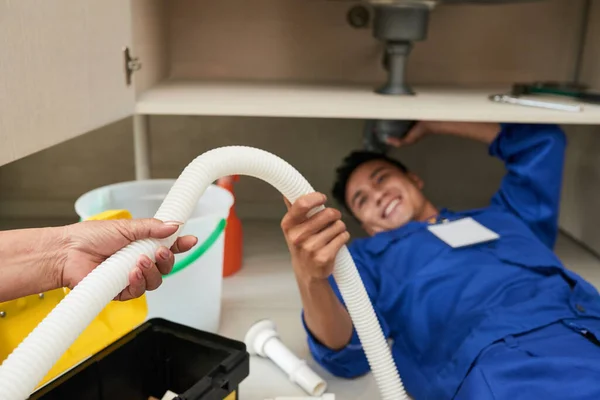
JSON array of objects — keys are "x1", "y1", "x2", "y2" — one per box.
[{"x1": 217, "y1": 176, "x2": 243, "y2": 277}]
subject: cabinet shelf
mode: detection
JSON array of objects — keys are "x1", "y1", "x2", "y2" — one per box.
[{"x1": 135, "y1": 79, "x2": 600, "y2": 124}]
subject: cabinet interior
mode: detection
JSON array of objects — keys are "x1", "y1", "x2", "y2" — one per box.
[
  {"x1": 133, "y1": 0, "x2": 592, "y2": 86},
  {"x1": 129, "y1": 0, "x2": 600, "y2": 122}
]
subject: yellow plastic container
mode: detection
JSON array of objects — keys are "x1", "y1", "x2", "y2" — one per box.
[{"x1": 0, "y1": 209, "x2": 148, "y2": 389}]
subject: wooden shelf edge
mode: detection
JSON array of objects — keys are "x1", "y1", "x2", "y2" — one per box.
[{"x1": 134, "y1": 80, "x2": 600, "y2": 124}]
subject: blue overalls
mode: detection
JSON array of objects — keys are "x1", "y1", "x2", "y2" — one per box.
[{"x1": 302, "y1": 123, "x2": 600, "y2": 399}]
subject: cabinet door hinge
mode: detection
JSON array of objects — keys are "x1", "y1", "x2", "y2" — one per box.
[{"x1": 123, "y1": 46, "x2": 142, "y2": 86}]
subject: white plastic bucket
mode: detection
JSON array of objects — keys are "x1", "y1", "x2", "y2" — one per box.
[{"x1": 74, "y1": 179, "x2": 233, "y2": 333}]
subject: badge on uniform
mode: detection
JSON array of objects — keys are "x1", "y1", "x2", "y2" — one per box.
[{"x1": 427, "y1": 217, "x2": 499, "y2": 248}]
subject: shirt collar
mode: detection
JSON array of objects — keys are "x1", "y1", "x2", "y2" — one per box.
[{"x1": 365, "y1": 208, "x2": 454, "y2": 254}]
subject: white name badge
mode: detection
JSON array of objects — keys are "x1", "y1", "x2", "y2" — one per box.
[{"x1": 427, "y1": 217, "x2": 499, "y2": 248}]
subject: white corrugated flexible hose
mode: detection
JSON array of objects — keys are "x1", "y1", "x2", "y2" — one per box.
[{"x1": 0, "y1": 146, "x2": 407, "y2": 400}]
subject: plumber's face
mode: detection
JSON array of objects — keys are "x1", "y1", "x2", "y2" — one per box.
[{"x1": 345, "y1": 160, "x2": 429, "y2": 235}]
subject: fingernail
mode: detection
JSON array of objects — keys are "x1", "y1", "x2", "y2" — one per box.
[
  {"x1": 141, "y1": 256, "x2": 152, "y2": 269},
  {"x1": 164, "y1": 220, "x2": 183, "y2": 226},
  {"x1": 136, "y1": 268, "x2": 144, "y2": 280},
  {"x1": 160, "y1": 247, "x2": 170, "y2": 259}
]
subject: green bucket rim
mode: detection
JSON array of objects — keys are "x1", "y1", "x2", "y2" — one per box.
[{"x1": 167, "y1": 217, "x2": 226, "y2": 277}]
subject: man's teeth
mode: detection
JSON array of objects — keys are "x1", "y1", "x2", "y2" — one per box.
[{"x1": 384, "y1": 199, "x2": 400, "y2": 218}]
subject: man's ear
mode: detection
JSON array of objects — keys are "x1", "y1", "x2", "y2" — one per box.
[{"x1": 407, "y1": 172, "x2": 425, "y2": 189}]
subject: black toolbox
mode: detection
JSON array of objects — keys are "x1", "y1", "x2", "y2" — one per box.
[{"x1": 29, "y1": 318, "x2": 249, "y2": 400}]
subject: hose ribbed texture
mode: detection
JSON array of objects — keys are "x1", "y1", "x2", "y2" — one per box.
[{"x1": 0, "y1": 146, "x2": 407, "y2": 400}]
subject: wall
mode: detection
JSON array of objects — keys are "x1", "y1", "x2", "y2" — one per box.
[
  {"x1": 560, "y1": 126, "x2": 600, "y2": 253},
  {"x1": 168, "y1": 0, "x2": 584, "y2": 85},
  {"x1": 0, "y1": 115, "x2": 504, "y2": 227}
]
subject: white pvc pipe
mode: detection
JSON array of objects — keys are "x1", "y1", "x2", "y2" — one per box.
[
  {"x1": 0, "y1": 146, "x2": 407, "y2": 400},
  {"x1": 264, "y1": 339, "x2": 305, "y2": 380},
  {"x1": 245, "y1": 319, "x2": 327, "y2": 396}
]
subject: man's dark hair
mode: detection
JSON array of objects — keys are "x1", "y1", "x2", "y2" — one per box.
[{"x1": 332, "y1": 151, "x2": 409, "y2": 215}]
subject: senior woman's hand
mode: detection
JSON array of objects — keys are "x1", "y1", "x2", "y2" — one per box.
[
  {"x1": 0, "y1": 218, "x2": 197, "y2": 303},
  {"x1": 60, "y1": 218, "x2": 198, "y2": 300}
]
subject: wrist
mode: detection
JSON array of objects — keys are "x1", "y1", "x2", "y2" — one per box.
[
  {"x1": 42, "y1": 225, "x2": 71, "y2": 290},
  {"x1": 433, "y1": 122, "x2": 500, "y2": 143},
  {"x1": 294, "y1": 269, "x2": 330, "y2": 288},
  {"x1": 295, "y1": 274, "x2": 336, "y2": 310},
  {"x1": 0, "y1": 225, "x2": 69, "y2": 302}
]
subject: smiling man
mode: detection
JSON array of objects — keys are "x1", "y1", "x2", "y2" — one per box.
[
  {"x1": 342, "y1": 150, "x2": 436, "y2": 236},
  {"x1": 280, "y1": 122, "x2": 600, "y2": 400}
]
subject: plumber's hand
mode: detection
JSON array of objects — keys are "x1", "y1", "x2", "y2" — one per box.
[
  {"x1": 385, "y1": 121, "x2": 453, "y2": 148},
  {"x1": 281, "y1": 193, "x2": 350, "y2": 284},
  {"x1": 387, "y1": 121, "x2": 501, "y2": 148},
  {"x1": 59, "y1": 219, "x2": 198, "y2": 301}
]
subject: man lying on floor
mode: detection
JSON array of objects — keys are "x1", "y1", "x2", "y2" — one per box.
[{"x1": 280, "y1": 121, "x2": 600, "y2": 400}]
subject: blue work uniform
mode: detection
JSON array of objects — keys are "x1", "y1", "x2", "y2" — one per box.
[{"x1": 303, "y1": 123, "x2": 600, "y2": 399}]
